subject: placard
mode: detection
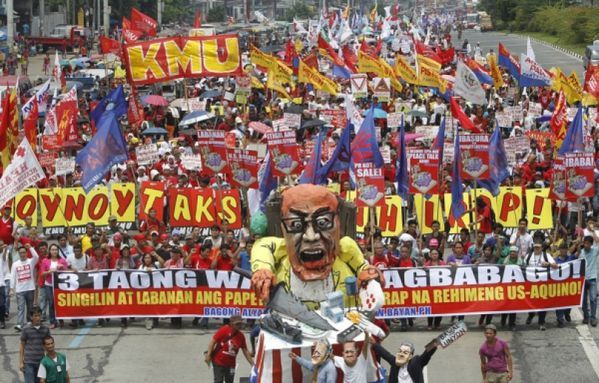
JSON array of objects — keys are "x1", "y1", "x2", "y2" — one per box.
[
  {"x1": 197, "y1": 130, "x2": 229, "y2": 175},
  {"x1": 180, "y1": 153, "x2": 202, "y2": 171},
  {"x1": 565, "y1": 152, "x2": 595, "y2": 200},
  {"x1": 437, "y1": 321, "x2": 468, "y2": 349},
  {"x1": 459, "y1": 134, "x2": 490, "y2": 180},
  {"x1": 135, "y1": 144, "x2": 159, "y2": 165},
  {"x1": 351, "y1": 73, "x2": 368, "y2": 98},
  {"x1": 373, "y1": 77, "x2": 391, "y2": 102},
  {"x1": 283, "y1": 112, "x2": 302, "y2": 129},
  {"x1": 55, "y1": 157, "x2": 75, "y2": 176},
  {"x1": 265, "y1": 130, "x2": 301, "y2": 176},
  {"x1": 409, "y1": 149, "x2": 440, "y2": 195},
  {"x1": 227, "y1": 149, "x2": 259, "y2": 188},
  {"x1": 387, "y1": 112, "x2": 404, "y2": 129},
  {"x1": 354, "y1": 162, "x2": 385, "y2": 207}
]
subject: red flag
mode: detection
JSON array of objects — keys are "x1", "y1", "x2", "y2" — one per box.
[
  {"x1": 122, "y1": 16, "x2": 133, "y2": 30},
  {"x1": 342, "y1": 45, "x2": 358, "y2": 73},
  {"x1": 550, "y1": 90, "x2": 568, "y2": 139},
  {"x1": 131, "y1": 8, "x2": 158, "y2": 36},
  {"x1": 303, "y1": 51, "x2": 319, "y2": 70},
  {"x1": 128, "y1": 94, "x2": 145, "y2": 127},
  {"x1": 194, "y1": 10, "x2": 202, "y2": 28},
  {"x1": 436, "y1": 46, "x2": 455, "y2": 66},
  {"x1": 24, "y1": 97, "x2": 39, "y2": 151},
  {"x1": 122, "y1": 28, "x2": 143, "y2": 43},
  {"x1": 414, "y1": 39, "x2": 442, "y2": 64},
  {"x1": 450, "y1": 97, "x2": 482, "y2": 133},
  {"x1": 99, "y1": 36, "x2": 121, "y2": 55},
  {"x1": 584, "y1": 64, "x2": 599, "y2": 98},
  {"x1": 55, "y1": 91, "x2": 78, "y2": 145},
  {"x1": 0, "y1": 92, "x2": 10, "y2": 151}
]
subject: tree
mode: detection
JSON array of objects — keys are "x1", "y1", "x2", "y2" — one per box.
[
  {"x1": 284, "y1": 3, "x2": 316, "y2": 22},
  {"x1": 207, "y1": 5, "x2": 225, "y2": 22}
]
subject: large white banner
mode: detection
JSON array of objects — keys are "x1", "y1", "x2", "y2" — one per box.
[
  {"x1": 454, "y1": 61, "x2": 486, "y2": 105},
  {"x1": 0, "y1": 139, "x2": 46, "y2": 208}
]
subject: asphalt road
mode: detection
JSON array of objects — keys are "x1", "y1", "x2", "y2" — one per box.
[{"x1": 1, "y1": 33, "x2": 597, "y2": 383}]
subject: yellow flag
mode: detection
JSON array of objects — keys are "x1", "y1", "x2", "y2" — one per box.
[
  {"x1": 394, "y1": 54, "x2": 418, "y2": 84},
  {"x1": 566, "y1": 71, "x2": 583, "y2": 104},
  {"x1": 488, "y1": 53, "x2": 504, "y2": 89},
  {"x1": 250, "y1": 76, "x2": 264, "y2": 89},
  {"x1": 1, "y1": 89, "x2": 18, "y2": 168},
  {"x1": 250, "y1": 45, "x2": 273, "y2": 69},
  {"x1": 370, "y1": 4, "x2": 378, "y2": 22},
  {"x1": 416, "y1": 54, "x2": 442, "y2": 88},
  {"x1": 266, "y1": 63, "x2": 292, "y2": 98},
  {"x1": 298, "y1": 60, "x2": 338, "y2": 96},
  {"x1": 358, "y1": 51, "x2": 403, "y2": 92}
]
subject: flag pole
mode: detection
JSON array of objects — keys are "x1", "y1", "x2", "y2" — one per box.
[
  {"x1": 472, "y1": 179, "x2": 478, "y2": 240},
  {"x1": 369, "y1": 206, "x2": 376, "y2": 255}
]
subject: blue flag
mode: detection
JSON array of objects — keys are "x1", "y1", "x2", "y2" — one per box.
[
  {"x1": 316, "y1": 122, "x2": 352, "y2": 180},
  {"x1": 478, "y1": 124, "x2": 509, "y2": 196},
  {"x1": 396, "y1": 115, "x2": 409, "y2": 200},
  {"x1": 258, "y1": 152, "x2": 277, "y2": 211},
  {"x1": 351, "y1": 105, "x2": 383, "y2": 167},
  {"x1": 299, "y1": 129, "x2": 326, "y2": 184},
  {"x1": 76, "y1": 114, "x2": 129, "y2": 193},
  {"x1": 558, "y1": 106, "x2": 585, "y2": 155},
  {"x1": 431, "y1": 116, "x2": 446, "y2": 163},
  {"x1": 451, "y1": 134, "x2": 466, "y2": 220},
  {"x1": 90, "y1": 85, "x2": 128, "y2": 125}
]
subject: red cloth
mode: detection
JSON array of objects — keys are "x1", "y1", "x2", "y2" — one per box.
[
  {"x1": 368, "y1": 255, "x2": 390, "y2": 269},
  {"x1": 212, "y1": 325, "x2": 247, "y2": 368},
  {"x1": 0, "y1": 217, "x2": 14, "y2": 245},
  {"x1": 477, "y1": 205, "x2": 493, "y2": 234}
]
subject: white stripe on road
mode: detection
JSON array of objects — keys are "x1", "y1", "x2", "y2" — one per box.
[
  {"x1": 571, "y1": 308, "x2": 599, "y2": 380},
  {"x1": 423, "y1": 366, "x2": 428, "y2": 383}
]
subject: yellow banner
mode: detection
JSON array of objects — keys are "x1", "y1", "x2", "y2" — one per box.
[
  {"x1": 298, "y1": 60, "x2": 338, "y2": 96},
  {"x1": 358, "y1": 51, "x2": 403, "y2": 92},
  {"x1": 488, "y1": 53, "x2": 504, "y2": 89},
  {"x1": 346, "y1": 192, "x2": 405, "y2": 236},
  {"x1": 394, "y1": 54, "x2": 419, "y2": 85},
  {"x1": 443, "y1": 192, "x2": 472, "y2": 234},
  {"x1": 525, "y1": 188, "x2": 553, "y2": 230},
  {"x1": 124, "y1": 35, "x2": 242, "y2": 85},
  {"x1": 414, "y1": 194, "x2": 445, "y2": 235},
  {"x1": 110, "y1": 183, "x2": 136, "y2": 223},
  {"x1": 13, "y1": 188, "x2": 39, "y2": 227},
  {"x1": 417, "y1": 54, "x2": 443, "y2": 89}
]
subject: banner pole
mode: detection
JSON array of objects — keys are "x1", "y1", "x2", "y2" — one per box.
[
  {"x1": 369, "y1": 206, "x2": 376, "y2": 255},
  {"x1": 472, "y1": 179, "x2": 478, "y2": 240}
]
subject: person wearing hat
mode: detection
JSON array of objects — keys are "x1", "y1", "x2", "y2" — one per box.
[
  {"x1": 578, "y1": 234, "x2": 599, "y2": 327},
  {"x1": 205, "y1": 315, "x2": 253, "y2": 383},
  {"x1": 479, "y1": 324, "x2": 513, "y2": 383}
]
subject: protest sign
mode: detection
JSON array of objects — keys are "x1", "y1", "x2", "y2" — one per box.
[
  {"x1": 283, "y1": 113, "x2": 302, "y2": 129},
  {"x1": 351, "y1": 74, "x2": 368, "y2": 98},
  {"x1": 320, "y1": 109, "x2": 348, "y2": 129},
  {"x1": 525, "y1": 188, "x2": 553, "y2": 230},
  {"x1": 373, "y1": 77, "x2": 391, "y2": 102},
  {"x1": 139, "y1": 181, "x2": 165, "y2": 221},
  {"x1": 504, "y1": 136, "x2": 530, "y2": 166},
  {"x1": 380, "y1": 145, "x2": 392, "y2": 164},
  {"x1": 198, "y1": 130, "x2": 229, "y2": 175},
  {"x1": 227, "y1": 149, "x2": 259, "y2": 188},
  {"x1": 54, "y1": 261, "x2": 585, "y2": 319},
  {"x1": 38, "y1": 152, "x2": 57, "y2": 169},
  {"x1": 0, "y1": 139, "x2": 46, "y2": 209},
  {"x1": 13, "y1": 188, "x2": 39, "y2": 227},
  {"x1": 354, "y1": 162, "x2": 386, "y2": 207},
  {"x1": 495, "y1": 113, "x2": 512, "y2": 128},
  {"x1": 459, "y1": 134, "x2": 490, "y2": 180},
  {"x1": 409, "y1": 149, "x2": 440, "y2": 195},
  {"x1": 387, "y1": 112, "x2": 404, "y2": 129},
  {"x1": 123, "y1": 34, "x2": 242, "y2": 85},
  {"x1": 54, "y1": 157, "x2": 75, "y2": 176},
  {"x1": 564, "y1": 152, "x2": 595, "y2": 200},
  {"x1": 528, "y1": 102, "x2": 543, "y2": 116},
  {"x1": 42, "y1": 135, "x2": 59, "y2": 151},
  {"x1": 180, "y1": 153, "x2": 202, "y2": 171},
  {"x1": 135, "y1": 144, "x2": 159, "y2": 165},
  {"x1": 525, "y1": 131, "x2": 555, "y2": 150},
  {"x1": 437, "y1": 321, "x2": 468, "y2": 348},
  {"x1": 168, "y1": 188, "x2": 242, "y2": 230},
  {"x1": 549, "y1": 157, "x2": 566, "y2": 201},
  {"x1": 266, "y1": 130, "x2": 301, "y2": 176},
  {"x1": 415, "y1": 125, "x2": 439, "y2": 141}
]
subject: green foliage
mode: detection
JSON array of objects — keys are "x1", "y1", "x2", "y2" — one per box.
[
  {"x1": 527, "y1": 6, "x2": 599, "y2": 44},
  {"x1": 207, "y1": 5, "x2": 226, "y2": 22},
  {"x1": 284, "y1": 3, "x2": 316, "y2": 22}
]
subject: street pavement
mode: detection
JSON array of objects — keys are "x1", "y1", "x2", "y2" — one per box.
[{"x1": 1, "y1": 33, "x2": 597, "y2": 383}]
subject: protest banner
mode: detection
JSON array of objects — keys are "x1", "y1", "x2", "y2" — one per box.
[
  {"x1": 54, "y1": 261, "x2": 585, "y2": 319},
  {"x1": 0, "y1": 139, "x2": 46, "y2": 209},
  {"x1": 110, "y1": 183, "x2": 137, "y2": 230},
  {"x1": 414, "y1": 194, "x2": 445, "y2": 235},
  {"x1": 549, "y1": 157, "x2": 566, "y2": 201},
  {"x1": 350, "y1": 73, "x2": 368, "y2": 98},
  {"x1": 414, "y1": 125, "x2": 439, "y2": 141},
  {"x1": 564, "y1": 152, "x2": 595, "y2": 200},
  {"x1": 459, "y1": 134, "x2": 490, "y2": 180},
  {"x1": 354, "y1": 162, "x2": 386, "y2": 208},
  {"x1": 197, "y1": 130, "x2": 229, "y2": 175},
  {"x1": 266, "y1": 130, "x2": 301, "y2": 177},
  {"x1": 320, "y1": 109, "x2": 348, "y2": 129},
  {"x1": 38, "y1": 152, "x2": 57, "y2": 170},
  {"x1": 504, "y1": 136, "x2": 530, "y2": 166},
  {"x1": 54, "y1": 157, "x2": 75, "y2": 176},
  {"x1": 13, "y1": 188, "x2": 39, "y2": 227},
  {"x1": 227, "y1": 149, "x2": 259, "y2": 188},
  {"x1": 387, "y1": 112, "x2": 404, "y2": 129},
  {"x1": 283, "y1": 113, "x2": 302, "y2": 129},
  {"x1": 139, "y1": 181, "x2": 165, "y2": 221},
  {"x1": 135, "y1": 144, "x2": 160, "y2": 165},
  {"x1": 409, "y1": 149, "x2": 440, "y2": 195},
  {"x1": 525, "y1": 131, "x2": 555, "y2": 150},
  {"x1": 168, "y1": 188, "x2": 242, "y2": 230},
  {"x1": 180, "y1": 153, "x2": 202, "y2": 171},
  {"x1": 122, "y1": 34, "x2": 242, "y2": 85},
  {"x1": 347, "y1": 192, "x2": 404, "y2": 237},
  {"x1": 444, "y1": 192, "x2": 473, "y2": 234},
  {"x1": 525, "y1": 188, "x2": 553, "y2": 230}
]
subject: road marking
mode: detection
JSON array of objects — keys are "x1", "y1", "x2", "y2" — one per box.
[
  {"x1": 571, "y1": 308, "x2": 599, "y2": 380},
  {"x1": 423, "y1": 366, "x2": 428, "y2": 383},
  {"x1": 68, "y1": 321, "x2": 94, "y2": 349}
]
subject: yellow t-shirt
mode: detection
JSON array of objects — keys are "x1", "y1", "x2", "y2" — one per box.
[{"x1": 80, "y1": 235, "x2": 93, "y2": 254}]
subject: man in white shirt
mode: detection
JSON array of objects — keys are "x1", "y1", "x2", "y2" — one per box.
[
  {"x1": 333, "y1": 332, "x2": 369, "y2": 383},
  {"x1": 509, "y1": 218, "x2": 533, "y2": 260},
  {"x1": 523, "y1": 241, "x2": 557, "y2": 331},
  {"x1": 10, "y1": 244, "x2": 39, "y2": 331}
]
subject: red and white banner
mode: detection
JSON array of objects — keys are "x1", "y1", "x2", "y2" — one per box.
[
  {"x1": 354, "y1": 162, "x2": 385, "y2": 207},
  {"x1": 266, "y1": 130, "x2": 301, "y2": 177},
  {"x1": 198, "y1": 130, "x2": 229, "y2": 176},
  {"x1": 409, "y1": 149, "x2": 440, "y2": 195},
  {"x1": 0, "y1": 139, "x2": 46, "y2": 208},
  {"x1": 459, "y1": 134, "x2": 490, "y2": 180},
  {"x1": 564, "y1": 152, "x2": 595, "y2": 200},
  {"x1": 227, "y1": 149, "x2": 259, "y2": 188}
]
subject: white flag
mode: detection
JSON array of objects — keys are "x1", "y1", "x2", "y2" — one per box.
[
  {"x1": 53, "y1": 50, "x2": 62, "y2": 83},
  {"x1": 0, "y1": 139, "x2": 46, "y2": 208},
  {"x1": 454, "y1": 60, "x2": 487, "y2": 105},
  {"x1": 22, "y1": 79, "x2": 51, "y2": 118},
  {"x1": 526, "y1": 37, "x2": 536, "y2": 61}
]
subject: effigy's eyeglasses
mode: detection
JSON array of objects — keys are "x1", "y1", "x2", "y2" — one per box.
[{"x1": 281, "y1": 212, "x2": 336, "y2": 234}]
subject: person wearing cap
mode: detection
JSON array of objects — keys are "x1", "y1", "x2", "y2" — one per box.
[
  {"x1": 523, "y1": 238, "x2": 557, "y2": 331},
  {"x1": 479, "y1": 324, "x2": 513, "y2": 383},
  {"x1": 205, "y1": 315, "x2": 253, "y2": 383},
  {"x1": 578, "y1": 234, "x2": 599, "y2": 327}
]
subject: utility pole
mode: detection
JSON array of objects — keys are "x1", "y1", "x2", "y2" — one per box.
[
  {"x1": 6, "y1": 0, "x2": 13, "y2": 50},
  {"x1": 103, "y1": 0, "x2": 109, "y2": 36},
  {"x1": 157, "y1": 0, "x2": 162, "y2": 27},
  {"x1": 40, "y1": 0, "x2": 45, "y2": 36}
]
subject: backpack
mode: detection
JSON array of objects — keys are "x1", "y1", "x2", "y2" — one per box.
[{"x1": 525, "y1": 250, "x2": 548, "y2": 265}]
